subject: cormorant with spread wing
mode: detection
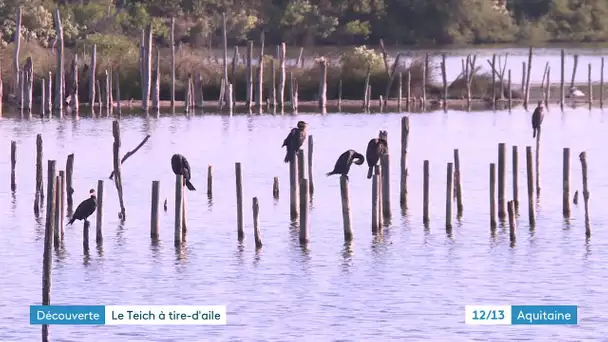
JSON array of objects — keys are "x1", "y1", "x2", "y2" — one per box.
[
  {"x1": 282, "y1": 121, "x2": 308, "y2": 163},
  {"x1": 171, "y1": 154, "x2": 196, "y2": 190},
  {"x1": 366, "y1": 138, "x2": 389, "y2": 179},
  {"x1": 326, "y1": 150, "x2": 365, "y2": 179},
  {"x1": 68, "y1": 189, "x2": 97, "y2": 225}
]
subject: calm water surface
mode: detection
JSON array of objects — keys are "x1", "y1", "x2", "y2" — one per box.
[{"x1": 1, "y1": 107, "x2": 607, "y2": 341}]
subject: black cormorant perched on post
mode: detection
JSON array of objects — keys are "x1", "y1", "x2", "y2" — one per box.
[
  {"x1": 68, "y1": 189, "x2": 97, "y2": 225},
  {"x1": 171, "y1": 154, "x2": 196, "y2": 190},
  {"x1": 326, "y1": 150, "x2": 365, "y2": 179},
  {"x1": 365, "y1": 138, "x2": 388, "y2": 179},
  {"x1": 532, "y1": 100, "x2": 545, "y2": 138},
  {"x1": 282, "y1": 121, "x2": 308, "y2": 163}
]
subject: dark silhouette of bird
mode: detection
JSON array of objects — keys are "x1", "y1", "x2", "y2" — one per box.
[
  {"x1": 326, "y1": 150, "x2": 365, "y2": 179},
  {"x1": 68, "y1": 189, "x2": 97, "y2": 225},
  {"x1": 532, "y1": 100, "x2": 545, "y2": 138},
  {"x1": 171, "y1": 154, "x2": 196, "y2": 190},
  {"x1": 282, "y1": 121, "x2": 308, "y2": 163},
  {"x1": 366, "y1": 138, "x2": 389, "y2": 179}
]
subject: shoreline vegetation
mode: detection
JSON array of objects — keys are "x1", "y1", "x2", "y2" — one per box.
[{"x1": 0, "y1": 1, "x2": 606, "y2": 113}]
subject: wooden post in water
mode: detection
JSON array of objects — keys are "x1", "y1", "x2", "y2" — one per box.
[
  {"x1": 70, "y1": 57, "x2": 79, "y2": 113},
  {"x1": 289, "y1": 153, "x2": 299, "y2": 219},
  {"x1": 207, "y1": 165, "x2": 213, "y2": 198},
  {"x1": 337, "y1": 78, "x2": 343, "y2": 111},
  {"x1": 400, "y1": 116, "x2": 409, "y2": 209},
  {"x1": 252, "y1": 197, "x2": 262, "y2": 248},
  {"x1": 42, "y1": 161, "x2": 55, "y2": 342},
  {"x1": 299, "y1": 178, "x2": 309, "y2": 244},
  {"x1": 512, "y1": 146, "x2": 519, "y2": 211},
  {"x1": 35, "y1": 135, "x2": 44, "y2": 213},
  {"x1": 53, "y1": 9, "x2": 65, "y2": 114},
  {"x1": 524, "y1": 47, "x2": 532, "y2": 109},
  {"x1": 453, "y1": 149, "x2": 463, "y2": 217},
  {"x1": 46, "y1": 72, "x2": 52, "y2": 114},
  {"x1": 24, "y1": 57, "x2": 33, "y2": 113},
  {"x1": 380, "y1": 153, "x2": 390, "y2": 220},
  {"x1": 58, "y1": 171, "x2": 65, "y2": 230},
  {"x1": 563, "y1": 148, "x2": 570, "y2": 218},
  {"x1": 150, "y1": 181, "x2": 159, "y2": 240},
  {"x1": 10, "y1": 141, "x2": 16, "y2": 191},
  {"x1": 526, "y1": 146, "x2": 536, "y2": 227},
  {"x1": 271, "y1": 58, "x2": 276, "y2": 109},
  {"x1": 246, "y1": 41, "x2": 253, "y2": 111},
  {"x1": 89, "y1": 45, "x2": 97, "y2": 107},
  {"x1": 278, "y1": 43, "x2": 286, "y2": 112},
  {"x1": 491, "y1": 54, "x2": 497, "y2": 110},
  {"x1": 96, "y1": 80, "x2": 102, "y2": 110},
  {"x1": 371, "y1": 167, "x2": 380, "y2": 234},
  {"x1": 376, "y1": 165, "x2": 383, "y2": 228},
  {"x1": 446, "y1": 162, "x2": 453, "y2": 230},
  {"x1": 423, "y1": 160, "x2": 429, "y2": 224},
  {"x1": 579, "y1": 152, "x2": 591, "y2": 236},
  {"x1": 54, "y1": 175, "x2": 61, "y2": 245},
  {"x1": 508, "y1": 200, "x2": 516, "y2": 243},
  {"x1": 545, "y1": 67, "x2": 550, "y2": 106},
  {"x1": 41, "y1": 77, "x2": 45, "y2": 116},
  {"x1": 174, "y1": 174, "x2": 183, "y2": 245},
  {"x1": 104, "y1": 70, "x2": 110, "y2": 110},
  {"x1": 112, "y1": 121, "x2": 126, "y2": 220},
  {"x1": 152, "y1": 48, "x2": 160, "y2": 111},
  {"x1": 235, "y1": 162, "x2": 244, "y2": 241},
  {"x1": 308, "y1": 136, "x2": 314, "y2": 196},
  {"x1": 340, "y1": 175, "x2": 353, "y2": 242},
  {"x1": 406, "y1": 71, "x2": 411, "y2": 112},
  {"x1": 535, "y1": 129, "x2": 541, "y2": 196},
  {"x1": 441, "y1": 54, "x2": 447, "y2": 110},
  {"x1": 114, "y1": 69, "x2": 121, "y2": 115},
  {"x1": 272, "y1": 177, "x2": 279, "y2": 199},
  {"x1": 571, "y1": 54, "x2": 579, "y2": 89},
  {"x1": 142, "y1": 24, "x2": 152, "y2": 113},
  {"x1": 490, "y1": 163, "x2": 497, "y2": 229},
  {"x1": 45, "y1": 161, "x2": 57, "y2": 249},
  {"x1": 96, "y1": 180, "x2": 103, "y2": 244},
  {"x1": 397, "y1": 73, "x2": 402, "y2": 112},
  {"x1": 497, "y1": 143, "x2": 506, "y2": 219},
  {"x1": 422, "y1": 54, "x2": 427, "y2": 110},
  {"x1": 560, "y1": 49, "x2": 565, "y2": 110},
  {"x1": 521, "y1": 62, "x2": 526, "y2": 95}
]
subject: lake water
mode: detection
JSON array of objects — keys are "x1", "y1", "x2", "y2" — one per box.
[{"x1": 1, "y1": 105, "x2": 608, "y2": 341}]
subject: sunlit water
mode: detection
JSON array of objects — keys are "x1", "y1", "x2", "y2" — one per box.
[{"x1": 1, "y1": 106, "x2": 607, "y2": 341}]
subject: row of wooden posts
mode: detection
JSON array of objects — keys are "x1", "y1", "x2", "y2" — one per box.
[{"x1": 8, "y1": 5, "x2": 607, "y2": 120}]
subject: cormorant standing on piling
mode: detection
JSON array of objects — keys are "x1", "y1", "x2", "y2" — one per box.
[
  {"x1": 532, "y1": 100, "x2": 545, "y2": 138},
  {"x1": 171, "y1": 154, "x2": 196, "y2": 190},
  {"x1": 326, "y1": 150, "x2": 365, "y2": 180},
  {"x1": 68, "y1": 189, "x2": 97, "y2": 225},
  {"x1": 366, "y1": 138, "x2": 388, "y2": 179},
  {"x1": 282, "y1": 121, "x2": 308, "y2": 163}
]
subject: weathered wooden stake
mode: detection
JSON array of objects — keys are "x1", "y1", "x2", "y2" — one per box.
[
  {"x1": 340, "y1": 175, "x2": 353, "y2": 241},
  {"x1": 308, "y1": 136, "x2": 314, "y2": 196},
  {"x1": 170, "y1": 18, "x2": 175, "y2": 111},
  {"x1": 380, "y1": 153, "x2": 391, "y2": 219},
  {"x1": 563, "y1": 148, "x2": 571, "y2": 218},
  {"x1": 58, "y1": 171, "x2": 65, "y2": 230},
  {"x1": 490, "y1": 163, "x2": 497, "y2": 229},
  {"x1": 579, "y1": 152, "x2": 591, "y2": 236},
  {"x1": 400, "y1": 116, "x2": 410, "y2": 209},
  {"x1": 152, "y1": 48, "x2": 160, "y2": 111},
  {"x1": 423, "y1": 160, "x2": 429, "y2": 224},
  {"x1": 560, "y1": 49, "x2": 565, "y2": 110},
  {"x1": 299, "y1": 178, "x2": 309, "y2": 244},
  {"x1": 10, "y1": 141, "x2": 16, "y2": 191},
  {"x1": 318, "y1": 59, "x2": 327, "y2": 110},
  {"x1": 498, "y1": 143, "x2": 506, "y2": 219},
  {"x1": 46, "y1": 72, "x2": 52, "y2": 114},
  {"x1": 252, "y1": 197, "x2": 262, "y2": 248},
  {"x1": 526, "y1": 146, "x2": 536, "y2": 227},
  {"x1": 24, "y1": 57, "x2": 33, "y2": 113},
  {"x1": 142, "y1": 24, "x2": 152, "y2": 112},
  {"x1": 256, "y1": 32, "x2": 265, "y2": 112},
  {"x1": 207, "y1": 165, "x2": 213, "y2": 197},
  {"x1": 508, "y1": 69, "x2": 512, "y2": 109},
  {"x1": 89, "y1": 45, "x2": 97, "y2": 107},
  {"x1": 289, "y1": 153, "x2": 299, "y2": 219},
  {"x1": 112, "y1": 121, "x2": 126, "y2": 220},
  {"x1": 453, "y1": 149, "x2": 463, "y2": 217},
  {"x1": 372, "y1": 168, "x2": 380, "y2": 234},
  {"x1": 235, "y1": 162, "x2": 244, "y2": 241},
  {"x1": 524, "y1": 47, "x2": 533, "y2": 109},
  {"x1": 273, "y1": 177, "x2": 279, "y2": 199},
  {"x1": 42, "y1": 160, "x2": 54, "y2": 342},
  {"x1": 446, "y1": 162, "x2": 453, "y2": 230},
  {"x1": 601, "y1": 57, "x2": 605, "y2": 108},
  {"x1": 508, "y1": 200, "x2": 516, "y2": 242},
  {"x1": 34, "y1": 134, "x2": 44, "y2": 213},
  {"x1": 246, "y1": 40, "x2": 253, "y2": 111},
  {"x1": 70, "y1": 57, "x2": 79, "y2": 112},
  {"x1": 96, "y1": 180, "x2": 103, "y2": 244},
  {"x1": 512, "y1": 146, "x2": 519, "y2": 211},
  {"x1": 397, "y1": 73, "x2": 402, "y2": 111},
  {"x1": 588, "y1": 63, "x2": 592, "y2": 109},
  {"x1": 174, "y1": 175, "x2": 183, "y2": 245}
]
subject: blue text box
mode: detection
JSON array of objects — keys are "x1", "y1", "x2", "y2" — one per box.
[
  {"x1": 30, "y1": 305, "x2": 106, "y2": 325},
  {"x1": 511, "y1": 305, "x2": 577, "y2": 325}
]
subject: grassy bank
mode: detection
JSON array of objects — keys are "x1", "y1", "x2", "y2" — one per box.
[{"x1": 1, "y1": 41, "x2": 523, "y2": 104}]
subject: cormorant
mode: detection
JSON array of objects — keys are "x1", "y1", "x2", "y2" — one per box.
[
  {"x1": 326, "y1": 150, "x2": 365, "y2": 179},
  {"x1": 68, "y1": 189, "x2": 97, "y2": 225},
  {"x1": 171, "y1": 154, "x2": 196, "y2": 190},
  {"x1": 282, "y1": 121, "x2": 307, "y2": 163},
  {"x1": 365, "y1": 138, "x2": 388, "y2": 179},
  {"x1": 532, "y1": 100, "x2": 545, "y2": 138}
]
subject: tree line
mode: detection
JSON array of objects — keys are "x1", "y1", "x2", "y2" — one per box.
[{"x1": 0, "y1": 0, "x2": 607, "y2": 48}]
